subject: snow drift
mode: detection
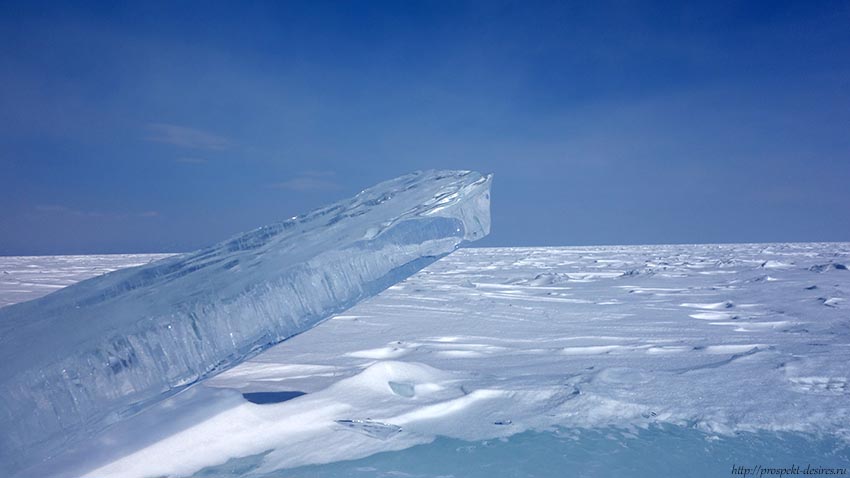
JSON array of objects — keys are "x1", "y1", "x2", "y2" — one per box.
[{"x1": 0, "y1": 170, "x2": 492, "y2": 472}]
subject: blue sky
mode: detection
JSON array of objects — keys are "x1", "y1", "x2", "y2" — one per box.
[{"x1": 1, "y1": 1, "x2": 848, "y2": 254}]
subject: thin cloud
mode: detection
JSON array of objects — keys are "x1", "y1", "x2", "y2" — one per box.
[
  {"x1": 272, "y1": 171, "x2": 341, "y2": 192},
  {"x1": 175, "y1": 157, "x2": 208, "y2": 164},
  {"x1": 34, "y1": 205, "x2": 160, "y2": 219},
  {"x1": 300, "y1": 170, "x2": 336, "y2": 178},
  {"x1": 34, "y1": 205, "x2": 75, "y2": 213},
  {"x1": 34, "y1": 205, "x2": 105, "y2": 217},
  {"x1": 146, "y1": 123, "x2": 230, "y2": 151}
]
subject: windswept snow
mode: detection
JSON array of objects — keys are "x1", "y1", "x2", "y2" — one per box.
[
  {"x1": 0, "y1": 170, "x2": 492, "y2": 474},
  {"x1": 0, "y1": 254, "x2": 173, "y2": 308},
  {"x1": 9, "y1": 242, "x2": 849, "y2": 478}
]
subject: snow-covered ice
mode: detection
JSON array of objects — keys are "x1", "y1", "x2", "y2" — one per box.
[
  {"x1": 6, "y1": 242, "x2": 849, "y2": 477},
  {"x1": 0, "y1": 254, "x2": 173, "y2": 308},
  {"x1": 0, "y1": 170, "x2": 492, "y2": 474}
]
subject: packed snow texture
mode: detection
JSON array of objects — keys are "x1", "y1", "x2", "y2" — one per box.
[
  {"x1": 0, "y1": 170, "x2": 492, "y2": 473},
  {"x1": 10, "y1": 242, "x2": 849, "y2": 478}
]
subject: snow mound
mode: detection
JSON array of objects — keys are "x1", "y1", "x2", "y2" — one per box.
[{"x1": 0, "y1": 170, "x2": 492, "y2": 472}]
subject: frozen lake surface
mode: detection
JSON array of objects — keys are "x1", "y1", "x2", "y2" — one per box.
[
  {"x1": 2, "y1": 243, "x2": 849, "y2": 477},
  {"x1": 201, "y1": 426, "x2": 849, "y2": 478},
  {"x1": 0, "y1": 254, "x2": 173, "y2": 308}
]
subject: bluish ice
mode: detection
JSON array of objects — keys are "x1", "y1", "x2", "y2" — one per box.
[
  {"x1": 196, "y1": 426, "x2": 849, "y2": 478},
  {"x1": 0, "y1": 170, "x2": 492, "y2": 475}
]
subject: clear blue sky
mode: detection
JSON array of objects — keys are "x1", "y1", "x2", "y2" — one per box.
[{"x1": 1, "y1": 1, "x2": 848, "y2": 255}]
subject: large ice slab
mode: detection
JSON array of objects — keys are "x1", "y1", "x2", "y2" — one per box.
[{"x1": 0, "y1": 170, "x2": 492, "y2": 473}]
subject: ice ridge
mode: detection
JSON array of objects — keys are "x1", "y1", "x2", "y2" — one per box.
[{"x1": 0, "y1": 169, "x2": 492, "y2": 472}]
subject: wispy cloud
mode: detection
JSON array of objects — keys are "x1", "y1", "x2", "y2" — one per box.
[
  {"x1": 175, "y1": 157, "x2": 208, "y2": 164},
  {"x1": 271, "y1": 171, "x2": 341, "y2": 192},
  {"x1": 146, "y1": 123, "x2": 230, "y2": 151},
  {"x1": 34, "y1": 205, "x2": 160, "y2": 219}
]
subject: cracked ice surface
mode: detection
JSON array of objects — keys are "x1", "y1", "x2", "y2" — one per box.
[
  {"x1": 14, "y1": 242, "x2": 849, "y2": 478},
  {"x1": 0, "y1": 170, "x2": 492, "y2": 474}
]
